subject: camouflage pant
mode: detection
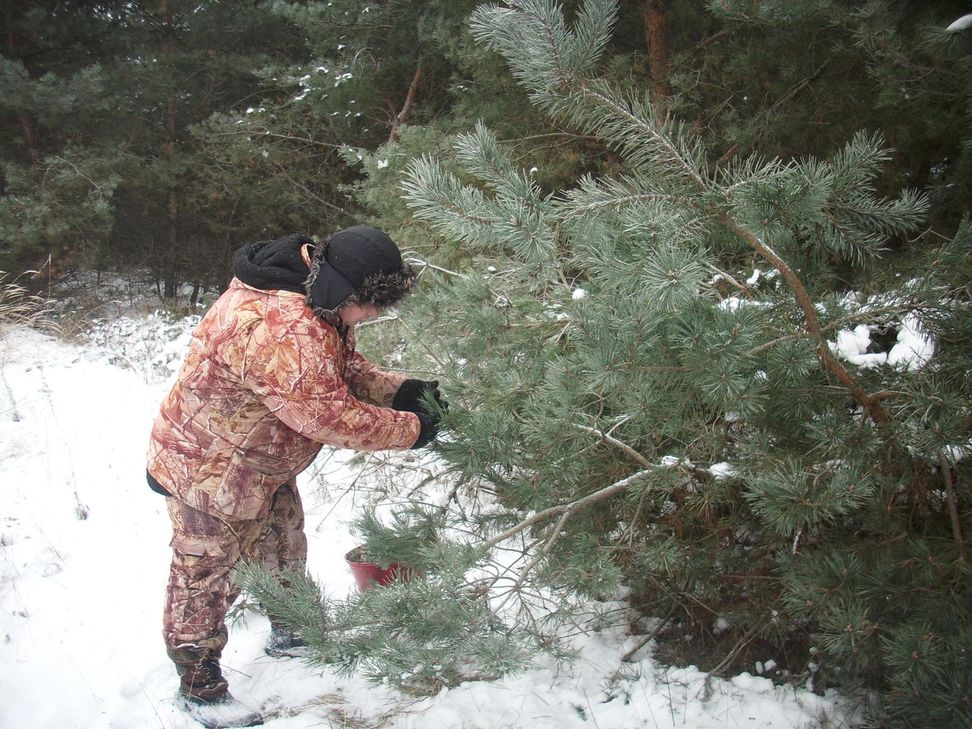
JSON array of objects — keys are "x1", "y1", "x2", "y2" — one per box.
[{"x1": 163, "y1": 480, "x2": 307, "y2": 698}]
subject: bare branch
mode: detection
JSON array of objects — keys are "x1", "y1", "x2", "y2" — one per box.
[
  {"x1": 717, "y1": 214, "x2": 890, "y2": 424},
  {"x1": 481, "y1": 469, "x2": 655, "y2": 552},
  {"x1": 940, "y1": 453, "x2": 967, "y2": 563},
  {"x1": 574, "y1": 423, "x2": 653, "y2": 469},
  {"x1": 389, "y1": 55, "x2": 424, "y2": 144}
]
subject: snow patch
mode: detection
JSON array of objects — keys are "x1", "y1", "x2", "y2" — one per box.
[
  {"x1": 709, "y1": 462, "x2": 737, "y2": 480},
  {"x1": 946, "y1": 13, "x2": 972, "y2": 31},
  {"x1": 830, "y1": 313, "x2": 934, "y2": 371}
]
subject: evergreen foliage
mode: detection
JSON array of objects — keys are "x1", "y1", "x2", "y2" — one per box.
[
  {"x1": 240, "y1": 2, "x2": 972, "y2": 727},
  {"x1": 0, "y1": 2, "x2": 134, "y2": 272},
  {"x1": 5, "y1": 1, "x2": 967, "y2": 301},
  {"x1": 235, "y1": 532, "x2": 533, "y2": 693},
  {"x1": 0, "y1": 1, "x2": 309, "y2": 294}
]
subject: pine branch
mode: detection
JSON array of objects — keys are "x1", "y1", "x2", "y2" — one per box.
[
  {"x1": 212, "y1": 126, "x2": 342, "y2": 149},
  {"x1": 387, "y1": 315, "x2": 446, "y2": 369},
  {"x1": 939, "y1": 452, "x2": 968, "y2": 563},
  {"x1": 454, "y1": 122, "x2": 516, "y2": 187},
  {"x1": 621, "y1": 598, "x2": 679, "y2": 662},
  {"x1": 493, "y1": 508, "x2": 575, "y2": 610},
  {"x1": 718, "y1": 213, "x2": 890, "y2": 424},
  {"x1": 474, "y1": 0, "x2": 892, "y2": 424},
  {"x1": 480, "y1": 468, "x2": 655, "y2": 552},
  {"x1": 567, "y1": 80, "x2": 708, "y2": 190},
  {"x1": 268, "y1": 158, "x2": 347, "y2": 214},
  {"x1": 557, "y1": 173, "x2": 684, "y2": 219},
  {"x1": 706, "y1": 617, "x2": 772, "y2": 678},
  {"x1": 402, "y1": 156, "x2": 497, "y2": 232},
  {"x1": 574, "y1": 423, "x2": 652, "y2": 469},
  {"x1": 471, "y1": 1, "x2": 708, "y2": 190}
]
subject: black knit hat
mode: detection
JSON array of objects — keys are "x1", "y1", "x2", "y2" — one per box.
[{"x1": 305, "y1": 225, "x2": 416, "y2": 313}]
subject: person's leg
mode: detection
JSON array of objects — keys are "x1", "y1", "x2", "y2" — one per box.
[
  {"x1": 163, "y1": 498, "x2": 243, "y2": 701},
  {"x1": 254, "y1": 479, "x2": 308, "y2": 575},
  {"x1": 249, "y1": 480, "x2": 309, "y2": 656},
  {"x1": 163, "y1": 498, "x2": 265, "y2": 726}
]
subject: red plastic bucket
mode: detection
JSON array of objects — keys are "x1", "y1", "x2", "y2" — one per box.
[{"x1": 345, "y1": 547, "x2": 410, "y2": 591}]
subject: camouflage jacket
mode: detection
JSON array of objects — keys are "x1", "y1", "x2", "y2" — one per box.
[{"x1": 147, "y1": 278, "x2": 420, "y2": 520}]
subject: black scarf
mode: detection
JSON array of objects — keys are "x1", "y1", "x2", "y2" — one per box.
[{"x1": 232, "y1": 233, "x2": 313, "y2": 293}]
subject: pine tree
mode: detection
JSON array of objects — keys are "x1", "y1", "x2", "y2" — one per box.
[
  {"x1": 189, "y1": 0, "x2": 496, "y2": 283},
  {"x1": 108, "y1": 0, "x2": 306, "y2": 300},
  {"x1": 0, "y1": 1, "x2": 134, "y2": 274},
  {"x1": 677, "y1": 0, "x2": 972, "y2": 231},
  {"x1": 238, "y1": 2, "x2": 971, "y2": 724},
  {"x1": 0, "y1": 1, "x2": 309, "y2": 296}
]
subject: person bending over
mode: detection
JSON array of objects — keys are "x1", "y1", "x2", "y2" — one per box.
[{"x1": 146, "y1": 226, "x2": 444, "y2": 727}]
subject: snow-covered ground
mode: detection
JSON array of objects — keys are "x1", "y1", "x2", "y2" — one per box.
[{"x1": 0, "y1": 311, "x2": 857, "y2": 728}]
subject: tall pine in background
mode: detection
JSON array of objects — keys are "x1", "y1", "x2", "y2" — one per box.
[
  {"x1": 241, "y1": 2, "x2": 972, "y2": 726},
  {"x1": 193, "y1": 0, "x2": 486, "y2": 253},
  {"x1": 0, "y1": 1, "x2": 306, "y2": 298},
  {"x1": 0, "y1": 1, "x2": 133, "y2": 274},
  {"x1": 106, "y1": 1, "x2": 304, "y2": 300}
]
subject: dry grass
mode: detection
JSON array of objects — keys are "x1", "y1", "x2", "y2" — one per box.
[
  {"x1": 260, "y1": 690, "x2": 417, "y2": 727},
  {"x1": 0, "y1": 271, "x2": 57, "y2": 336}
]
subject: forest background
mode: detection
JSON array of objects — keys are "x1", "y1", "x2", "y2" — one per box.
[{"x1": 2, "y1": 2, "x2": 971, "y2": 728}]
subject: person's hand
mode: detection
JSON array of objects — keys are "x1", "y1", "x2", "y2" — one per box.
[
  {"x1": 393, "y1": 379, "x2": 448, "y2": 414},
  {"x1": 410, "y1": 411, "x2": 440, "y2": 449}
]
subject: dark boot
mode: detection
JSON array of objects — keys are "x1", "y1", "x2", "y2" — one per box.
[
  {"x1": 176, "y1": 691, "x2": 264, "y2": 729},
  {"x1": 264, "y1": 624, "x2": 308, "y2": 658},
  {"x1": 176, "y1": 656, "x2": 229, "y2": 702},
  {"x1": 174, "y1": 656, "x2": 263, "y2": 728}
]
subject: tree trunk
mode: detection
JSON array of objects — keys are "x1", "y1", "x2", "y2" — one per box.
[
  {"x1": 164, "y1": 189, "x2": 180, "y2": 299},
  {"x1": 644, "y1": 0, "x2": 671, "y2": 119},
  {"x1": 18, "y1": 111, "x2": 40, "y2": 164},
  {"x1": 388, "y1": 55, "x2": 423, "y2": 144},
  {"x1": 161, "y1": 0, "x2": 181, "y2": 300}
]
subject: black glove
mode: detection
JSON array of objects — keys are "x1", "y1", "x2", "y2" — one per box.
[
  {"x1": 393, "y1": 379, "x2": 448, "y2": 414},
  {"x1": 411, "y1": 411, "x2": 440, "y2": 449}
]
